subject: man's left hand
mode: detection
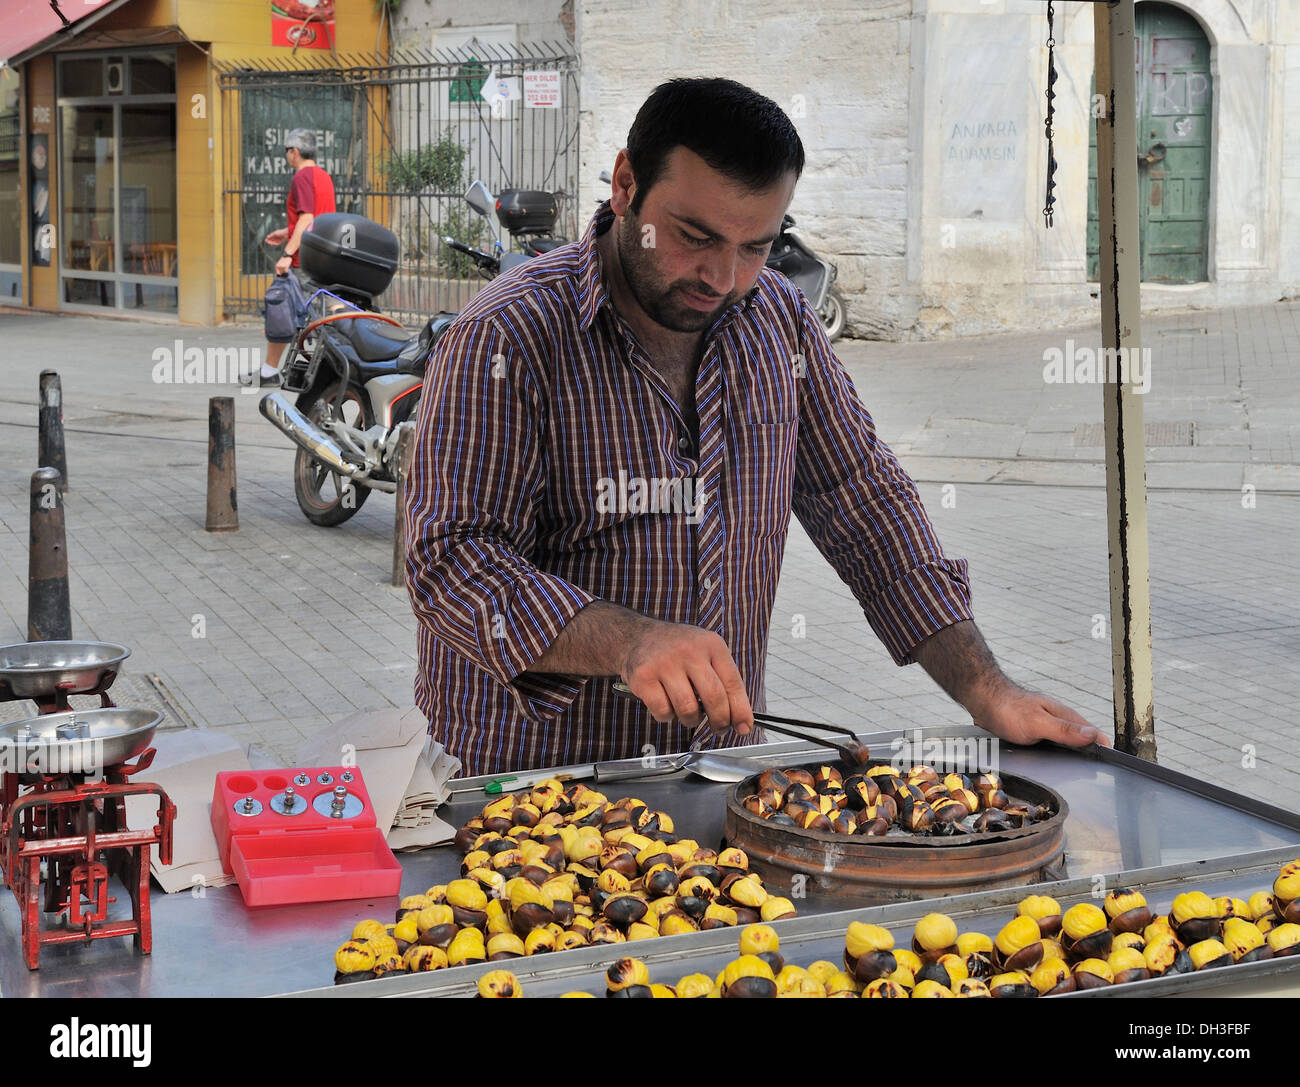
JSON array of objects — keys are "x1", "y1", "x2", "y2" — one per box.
[
  {"x1": 972, "y1": 681, "x2": 1110, "y2": 749},
  {"x1": 275, "y1": 255, "x2": 294, "y2": 275}
]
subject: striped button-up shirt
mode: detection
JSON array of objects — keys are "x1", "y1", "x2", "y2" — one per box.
[{"x1": 404, "y1": 203, "x2": 972, "y2": 777}]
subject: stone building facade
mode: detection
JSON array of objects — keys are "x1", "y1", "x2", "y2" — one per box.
[{"x1": 395, "y1": 0, "x2": 1300, "y2": 340}]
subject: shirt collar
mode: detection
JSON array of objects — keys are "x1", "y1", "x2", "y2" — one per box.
[{"x1": 576, "y1": 201, "x2": 764, "y2": 335}]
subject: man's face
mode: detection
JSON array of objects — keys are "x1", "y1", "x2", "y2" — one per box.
[{"x1": 611, "y1": 146, "x2": 794, "y2": 334}]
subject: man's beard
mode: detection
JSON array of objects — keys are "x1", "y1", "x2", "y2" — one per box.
[{"x1": 614, "y1": 208, "x2": 741, "y2": 333}]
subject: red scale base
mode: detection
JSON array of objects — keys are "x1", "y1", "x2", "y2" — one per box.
[{"x1": 0, "y1": 749, "x2": 176, "y2": 970}]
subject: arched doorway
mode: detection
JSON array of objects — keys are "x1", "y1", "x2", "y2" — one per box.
[{"x1": 1087, "y1": 2, "x2": 1212, "y2": 283}]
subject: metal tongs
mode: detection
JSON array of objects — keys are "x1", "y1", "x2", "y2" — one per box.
[{"x1": 610, "y1": 681, "x2": 869, "y2": 767}]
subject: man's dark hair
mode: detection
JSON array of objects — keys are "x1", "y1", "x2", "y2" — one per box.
[{"x1": 625, "y1": 78, "x2": 804, "y2": 214}]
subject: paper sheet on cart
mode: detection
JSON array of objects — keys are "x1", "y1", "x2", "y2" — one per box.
[
  {"x1": 286, "y1": 707, "x2": 460, "y2": 849},
  {"x1": 123, "y1": 729, "x2": 252, "y2": 894}
]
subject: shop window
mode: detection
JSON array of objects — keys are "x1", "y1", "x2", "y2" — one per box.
[
  {"x1": 0, "y1": 69, "x2": 19, "y2": 270},
  {"x1": 130, "y1": 55, "x2": 176, "y2": 96},
  {"x1": 60, "y1": 58, "x2": 107, "y2": 98}
]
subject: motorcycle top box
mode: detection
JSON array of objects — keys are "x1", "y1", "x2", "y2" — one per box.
[
  {"x1": 495, "y1": 189, "x2": 559, "y2": 237},
  {"x1": 300, "y1": 213, "x2": 399, "y2": 296}
]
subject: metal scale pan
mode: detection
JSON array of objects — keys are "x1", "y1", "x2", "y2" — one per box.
[
  {"x1": 0, "y1": 641, "x2": 131, "y2": 703},
  {"x1": 0, "y1": 708, "x2": 162, "y2": 775}
]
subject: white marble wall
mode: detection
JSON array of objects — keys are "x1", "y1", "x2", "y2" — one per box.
[{"x1": 402, "y1": 0, "x2": 1300, "y2": 339}]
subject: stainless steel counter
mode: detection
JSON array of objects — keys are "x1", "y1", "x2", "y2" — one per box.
[{"x1": 2, "y1": 725, "x2": 1297, "y2": 998}]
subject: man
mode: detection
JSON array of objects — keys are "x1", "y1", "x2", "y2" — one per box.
[
  {"x1": 404, "y1": 78, "x2": 1107, "y2": 777},
  {"x1": 242, "y1": 127, "x2": 336, "y2": 387}
]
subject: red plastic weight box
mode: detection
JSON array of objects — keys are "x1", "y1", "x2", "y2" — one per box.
[{"x1": 211, "y1": 766, "x2": 401, "y2": 907}]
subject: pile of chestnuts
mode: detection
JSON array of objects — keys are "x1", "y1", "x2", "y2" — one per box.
[
  {"x1": 329, "y1": 780, "x2": 797, "y2": 984},
  {"x1": 740, "y1": 763, "x2": 1053, "y2": 838},
  {"x1": 546, "y1": 859, "x2": 1300, "y2": 997}
]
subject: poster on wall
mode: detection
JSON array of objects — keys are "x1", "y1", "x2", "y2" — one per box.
[
  {"x1": 271, "y1": 0, "x2": 336, "y2": 51},
  {"x1": 238, "y1": 89, "x2": 363, "y2": 275},
  {"x1": 29, "y1": 135, "x2": 49, "y2": 267}
]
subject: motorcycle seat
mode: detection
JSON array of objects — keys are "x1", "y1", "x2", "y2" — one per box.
[
  {"x1": 394, "y1": 313, "x2": 456, "y2": 375},
  {"x1": 526, "y1": 239, "x2": 566, "y2": 253},
  {"x1": 339, "y1": 316, "x2": 412, "y2": 362}
]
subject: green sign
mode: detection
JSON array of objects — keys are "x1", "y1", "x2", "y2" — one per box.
[
  {"x1": 449, "y1": 58, "x2": 488, "y2": 104},
  {"x1": 238, "y1": 82, "x2": 365, "y2": 275}
]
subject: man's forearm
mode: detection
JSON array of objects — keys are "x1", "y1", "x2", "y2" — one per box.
[
  {"x1": 911, "y1": 620, "x2": 1011, "y2": 716},
  {"x1": 286, "y1": 213, "x2": 313, "y2": 255},
  {"x1": 527, "y1": 600, "x2": 655, "y2": 676}
]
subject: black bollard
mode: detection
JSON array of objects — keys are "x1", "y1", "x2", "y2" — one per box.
[
  {"x1": 391, "y1": 423, "x2": 415, "y2": 588},
  {"x1": 28, "y1": 466, "x2": 71, "y2": 641},
  {"x1": 38, "y1": 370, "x2": 68, "y2": 492},
  {"x1": 206, "y1": 397, "x2": 239, "y2": 532}
]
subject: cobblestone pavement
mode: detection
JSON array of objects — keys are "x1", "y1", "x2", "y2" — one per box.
[{"x1": 0, "y1": 302, "x2": 1296, "y2": 808}]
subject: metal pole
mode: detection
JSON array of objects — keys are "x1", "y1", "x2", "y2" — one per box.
[
  {"x1": 38, "y1": 370, "x2": 68, "y2": 492},
  {"x1": 391, "y1": 422, "x2": 415, "y2": 588},
  {"x1": 206, "y1": 397, "x2": 240, "y2": 532},
  {"x1": 28, "y1": 467, "x2": 71, "y2": 641},
  {"x1": 1094, "y1": 0, "x2": 1156, "y2": 760}
]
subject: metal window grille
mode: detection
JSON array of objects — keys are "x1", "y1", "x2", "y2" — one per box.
[{"x1": 217, "y1": 42, "x2": 580, "y2": 327}]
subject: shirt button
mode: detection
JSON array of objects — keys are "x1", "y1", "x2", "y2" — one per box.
[
  {"x1": 702, "y1": 577, "x2": 714, "y2": 595},
  {"x1": 678, "y1": 436, "x2": 691, "y2": 453}
]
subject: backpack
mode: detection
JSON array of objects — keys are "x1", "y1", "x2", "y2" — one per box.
[{"x1": 263, "y1": 272, "x2": 310, "y2": 343}]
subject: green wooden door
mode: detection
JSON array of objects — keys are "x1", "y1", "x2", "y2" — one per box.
[{"x1": 1087, "y1": 3, "x2": 1211, "y2": 282}]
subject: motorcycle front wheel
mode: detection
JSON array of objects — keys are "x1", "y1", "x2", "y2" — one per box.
[
  {"x1": 293, "y1": 387, "x2": 374, "y2": 527},
  {"x1": 819, "y1": 287, "x2": 847, "y2": 343}
]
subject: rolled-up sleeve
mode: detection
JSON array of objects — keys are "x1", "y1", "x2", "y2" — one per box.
[
  {"x1": 403, "y1": 317, "x2": 597, "y2": 720},
  {"x1": 791, "y1": 297, "x2": 973, "y2": 664}
]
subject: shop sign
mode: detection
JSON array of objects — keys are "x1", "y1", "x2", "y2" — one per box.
[{"x1": 271, "y1": 0, "x2": 336, "y2": 51}]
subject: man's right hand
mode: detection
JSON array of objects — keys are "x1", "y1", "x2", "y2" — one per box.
[
  {"x1": 620, "y1": 620, "x2": 753, "y2": 736},
  {"x1": 265, "y1": 228, "x2": 289, "y2": 246}
]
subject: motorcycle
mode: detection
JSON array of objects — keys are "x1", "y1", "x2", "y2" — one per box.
[
  {"x1": 258, "y1": 212, "x2": 454, "y2": 526},
  {"x1": 446, "y1": 175, "x2": 847, "y2": 341},
  {"x1": 442, "y1": 179, "x2": 570, "y2": 280}
]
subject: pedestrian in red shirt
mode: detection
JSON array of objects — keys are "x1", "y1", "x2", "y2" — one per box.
[
  {"x1": 243, "y1": 127, "x2": 337, "y2": 387},
  {"x1": 404, "y1": 79, "x2": 1106, "y2": 775}
]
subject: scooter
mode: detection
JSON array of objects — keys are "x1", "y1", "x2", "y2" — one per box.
[
  {"x1": 768, "y1": 214, "x2": 846, "y2": 342},
  {"x1": 442, "y1": 180, "x2": 570, "y2": 279},
  {"x1": 258, "y1": 212, "x2": 454, "y2": 526}
]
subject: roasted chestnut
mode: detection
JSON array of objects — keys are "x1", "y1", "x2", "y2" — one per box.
[
  {"x1": 1028, "y1": 958, "x2": 1074, "y2": 996},
  {"x1": 1143, "y1": 933, "x2": 1193, "y2": 978},
  {"x1": 1072, "y1": 958, "x2": 1113, "y2": 990},
  {"x1": 606, "y1": 956, "x2": 651, "y2": 992},
  {"x1": 855, "y1": 816, "x2": 891, "y2": 837},
  {"x1": 844, "y1": 921, "x2": 897, "y2": 983},
  {"x1": 1273, "y1": 863, "x2": 1300, "y2": 924},
  {"x1": 1107, "y1": 946, "x2": 1151, "y2": 985},
  {"x1": 994, "y1": 915, "x2": 1045, "y2": 973},
  {"x1": 602, "y1": 893, "x2": 648, "y2": 927},
  {"x1": 1266, "y1": 922, "x2": 1300, "y2": 958},
  {"x1": 1221, "y1": 917, "x2": 1271, "y2": 964},
  {"x1": 988, "y1": 971, "x2": 1037, "y2": 998},
  {"x1": 912, "y1": 912, "x2": 959, "y2": 963},
  {"x1": 1169, "y1": 891, "x2": 1223, "y2": 944},
  {"x1": 954, "y1": 977, "x2": 991, "y2": 997},
  {"x1": 1105, "y1": 888, "x2": 1152, "y2": 934},
  {"x1": 1187, "y1": 938, "x2": 1232, "y2": 971},
  {"x1": 720, "y1": 955, "x2": 778, "y2": 998},
  {"x1": 863, "y1": 978, "x2": 909, "y2": 998},
  {"x1": 1061, "y1": 903, "x2": 1113, "y2": 962},
  {"x1": 1018, "y1": 894, "x2": 1063, "y2": 938},
  {"x1": 911, "y1": 979, "x2": 955, "y2": 998},
  {"x1": 760, "y1": 896, "x2": 798, "y2": 922}
]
